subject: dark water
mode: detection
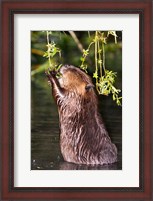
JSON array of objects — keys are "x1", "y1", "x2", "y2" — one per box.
[{"x1": 31, "y1": 76, "x2": 122, "y2": 170}]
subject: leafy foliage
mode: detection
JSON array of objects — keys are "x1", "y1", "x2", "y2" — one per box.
[
  {"x1": 43, "y1": 31, "x2": 61, "y2": 70},
  {"x1": 31, "y1": 31, "x2": 122, "y2": 106},
  {"x1": 79, "y1": 31, "x2": 122, "y2": 106}
]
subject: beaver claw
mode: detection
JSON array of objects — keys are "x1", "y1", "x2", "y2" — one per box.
[
  {"x1": 50, "y1": 70, "x2": 57, "y2": 76},
  {"x1": 45, "y1": 69, "x2": 57, "y2": 79}
]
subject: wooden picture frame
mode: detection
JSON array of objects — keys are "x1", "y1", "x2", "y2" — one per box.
[{"x1": 0, "y1": 0, "x2": 152, "y2": 200}]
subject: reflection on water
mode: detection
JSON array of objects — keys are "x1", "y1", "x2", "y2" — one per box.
[{"x1": 31, "y1": 76, "x2": 122, "y2": 170}]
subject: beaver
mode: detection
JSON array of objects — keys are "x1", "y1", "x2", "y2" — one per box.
[{"x1": 46, "y1": 65, "x2": 117, "y2": 165}]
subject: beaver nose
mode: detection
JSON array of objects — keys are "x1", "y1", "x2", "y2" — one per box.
[{"x1": 59, "y1": 65, "x2": 68, "y2": 74}]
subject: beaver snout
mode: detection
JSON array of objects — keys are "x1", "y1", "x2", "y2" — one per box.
[{"x1": 59, "y1": 65, "x2": 69, "y2": 75}]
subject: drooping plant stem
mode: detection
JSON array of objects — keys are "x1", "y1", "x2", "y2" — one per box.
[
  {"x1": 95, "y1": 31, "x2": 98, "y2": 84},
  {"x1": 102, "y1": 43, "x2": 105, "y2": 72},
  {"x1": 98, "y1": 40, "x2": 102, "y2": 78},
  {"x1": 80, "y1": 31, "x2": 122, "y2": 106},
  {"x1": 46, "y1": 31, "x2": 51, "y2": 67},
  {"x1": 43, "y1": 31, "x2": 61, "y2": 71}
]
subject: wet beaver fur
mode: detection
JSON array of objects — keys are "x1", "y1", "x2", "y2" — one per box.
[{"x1": 46, "y1": 65, "x2": 117, "y2": 165}]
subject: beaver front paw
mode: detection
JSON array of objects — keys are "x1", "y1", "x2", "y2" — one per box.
[
  {"x1": 48, "y1": 68, "x2": 57, "y2": 75},
  {"x1": 50, "y1": 69, "x2": 57, "y2": 76},
  {"x1": 45, "y1": 68, "x2": 57, "y2": 79}
]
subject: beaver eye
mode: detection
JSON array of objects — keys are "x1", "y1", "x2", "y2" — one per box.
[{"x1": 85, "y1": 84, "x2": 94, "y2": 91}]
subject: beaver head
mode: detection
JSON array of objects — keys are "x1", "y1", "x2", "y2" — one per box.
[
  {"x1": 58, "y1": 65, "x2": 95, "y2": 96},
  {"x1": 46, "y1": 64, "x2": 98, "y2": 115}
]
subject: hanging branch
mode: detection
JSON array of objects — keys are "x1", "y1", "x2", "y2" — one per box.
[
  {"x1": 42, "y1": 30, "x2": 122, "y2": 106},
  {"x1": 43, "y1": 31, "x2": 61, "y2": 71},
  {"x1": 46, "y1": 31, "x2": 52, "y2": 67},
  {"x1": 80, "y1": 31, "x2": 122, "y2": 106}
]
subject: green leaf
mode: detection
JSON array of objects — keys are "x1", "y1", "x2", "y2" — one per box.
[
  {"x1": 93, "y1": 71, "x2": 98, "y2": 79},
  {"x1": 83, "y1": 49, "x2": 89, "y2": 56},
  {"x1": 98, "y1": 59, "x2": 102, "y2": 64},
  {"x1": 80, "y1": 57, "x2": 85, "y2": 62}
]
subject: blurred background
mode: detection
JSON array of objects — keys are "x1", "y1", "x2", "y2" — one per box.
[{"x1": 31, "y1": 31, "x2": 122, "y2": 170}]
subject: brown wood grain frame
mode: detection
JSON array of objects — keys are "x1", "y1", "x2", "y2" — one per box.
[{"x1": 0, "y1": 0, "x2": 152, "y2": 200}]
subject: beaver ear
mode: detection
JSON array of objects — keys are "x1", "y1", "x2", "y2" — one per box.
[{"x1": 85, "y1": 84, "x2": 94, "y2": 91}]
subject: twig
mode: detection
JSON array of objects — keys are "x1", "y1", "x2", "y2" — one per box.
[
  {"x1": 102, "y1": 43, "x2": 105, "y2": 72},
  {"x1": 69, "y1": 31, "x2": 84, "y2": 53}
]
